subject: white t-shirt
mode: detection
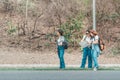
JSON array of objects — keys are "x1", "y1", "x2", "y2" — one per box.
[
  {"x1": 79, "y1": 35, "x2": 91, "y2": 48},
  {"x1": 57, "y1": 36, "x2": 65, "y2": 46},
  {"x1": 91, "y1": 35, "x2": 99, "y2": 42},
  {"x1": 83, "y1": 35, "x2": 91, "y2": 43}
]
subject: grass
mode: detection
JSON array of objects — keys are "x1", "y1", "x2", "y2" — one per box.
[{"x1": 0, "y1": 67, "x2": 120, "y2": 71}]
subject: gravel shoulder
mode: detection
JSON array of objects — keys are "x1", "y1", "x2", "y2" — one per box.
[{"x1": 0, "y1": 46, "x2": 120, "y2": 65}]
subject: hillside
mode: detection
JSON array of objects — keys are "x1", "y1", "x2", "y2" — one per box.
[{"x1": 0, "y1": 0, "x2": 120, "y2": 55}]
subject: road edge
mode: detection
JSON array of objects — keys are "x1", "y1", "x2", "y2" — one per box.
[{"x1": 0, "y1": 64, "x2": 120, "y2": 68}]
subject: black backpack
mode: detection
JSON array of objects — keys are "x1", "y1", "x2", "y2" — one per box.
[{"x1": 62, "y1": 40, "x2": 68, "y2": 49}]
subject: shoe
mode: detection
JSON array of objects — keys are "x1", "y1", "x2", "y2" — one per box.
[
  {"x1": 80, "y1": 67, "x2": 85, "y2": 69},
  {"x1": 60, "y1": 67, "x2": 65, "y2": 70},
  {"x1": 88, "y1": 68, "x2": 92, "y2": 70},
  {"x1": 93, "y1": 67, "x2": 97, "y2": 71}
]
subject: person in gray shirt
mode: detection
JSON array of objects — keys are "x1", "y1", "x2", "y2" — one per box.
[{"x1": 57, "y1": 29, "x2": 65, "y2": 69}]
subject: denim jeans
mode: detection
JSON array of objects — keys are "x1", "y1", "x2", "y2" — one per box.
[
  {"x1": 80, "y1": 47, "x2": 92, "y2": 68},
  {"x1": 57, "y1": 46, "x2": 65, "y2": 69},
  {"x1": 91, "y1": 44, "x2": 100, "y2": 68},
  {"x1": 91, "y1": 50, "x2": 99, "y2": 68}
]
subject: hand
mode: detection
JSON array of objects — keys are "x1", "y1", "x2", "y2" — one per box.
[
  {"x1": 60, "y1": 42, "x2": 63, "y2": 45},
  {"x1": 87, "y1": 41, "x2": 91, "y2": 44}
]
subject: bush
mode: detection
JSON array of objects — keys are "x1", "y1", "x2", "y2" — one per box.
[
  {"x1": 60, "y1": 13, "x2": 84, "y2": 47},
  {"x1": 7, "y1": 21, "x2": 17, "y2": 35}
]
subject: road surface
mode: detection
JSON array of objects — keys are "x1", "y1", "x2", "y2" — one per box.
[{"x1": 0, "y1": 71, "x2": 120, "y2": 80}]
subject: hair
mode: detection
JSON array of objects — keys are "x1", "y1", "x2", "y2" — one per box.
[
  {"x1": 58, "y1": 29, "x2": 64, "y2": 36},
  {"x1": 90, "y1": 30, "x2": 98, "y2": 35},
  {"x1": 86, "y1": 30, "x2": 90, "y2": 33}
]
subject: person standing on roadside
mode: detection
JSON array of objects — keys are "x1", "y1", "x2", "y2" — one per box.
[
  {"x1": 80, "y1": 30, "x2": 92, "y2": 69},
  {"x1": 57, "y1": 29, "x2": 66, "y2": 69},
  {"x1": 90, "y1": 30, "x2": 100, "y2": 71}
]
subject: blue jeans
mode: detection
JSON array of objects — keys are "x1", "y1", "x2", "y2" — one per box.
[
  {"x1": 80, "y1": 47, "x2": 92, "y2": 68},
  {"x1": 91, "y1": 49, "x2": 99, "y2": 68},
  {"x1": 57, "y1": 46, "x2": 65, "y2": 69}
]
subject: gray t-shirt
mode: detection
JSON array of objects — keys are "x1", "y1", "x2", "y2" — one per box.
[{"x1": 57, "y1": 36, "x2": 65, "y2": 46}]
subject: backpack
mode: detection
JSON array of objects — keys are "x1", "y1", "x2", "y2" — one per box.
[
  {"x1": 98, "y1": 38, "x2": 105, "y2": 51},
  {"x1": 62, "y1": 39, "x2": 68, "y2": 49}
]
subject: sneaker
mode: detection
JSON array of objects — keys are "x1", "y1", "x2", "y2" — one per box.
[
  {"x1": 93, "y1": 67, "x2": 97, "y2": 71},
  {"x1": 80, "y1": 66, "x2": 85, "y2": 69}
]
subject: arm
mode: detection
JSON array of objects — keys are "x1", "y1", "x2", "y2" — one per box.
[
  {"x1": 92, "y1": 35, "x2": 99, "y2": 44},
  {"x1": 92, "y1": 40, "x2": 99, "y2": 44},
  {"x1": 81, "y1": 35, "x2": 86, "y2": 42}
]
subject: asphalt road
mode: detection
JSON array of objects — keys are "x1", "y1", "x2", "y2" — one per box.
[{"x1": 0, "y1": 71, "x2": 120, "y2": 80}]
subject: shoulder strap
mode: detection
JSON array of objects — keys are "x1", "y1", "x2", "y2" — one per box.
[{"x1": 84, "y1": 35, "x2": 87, "y2": 41}]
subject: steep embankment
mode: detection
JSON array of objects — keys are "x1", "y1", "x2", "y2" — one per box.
[{"x1": 0, "y1": 0, "x2": 120, "y2": 55}]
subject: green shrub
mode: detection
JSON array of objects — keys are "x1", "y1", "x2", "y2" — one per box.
[
  {"x1": 60, "y1": 13, "x2": 84, "y2": 47},
  {"x1": 7, "y1": 21, "x2": 17, "y2": 35}
]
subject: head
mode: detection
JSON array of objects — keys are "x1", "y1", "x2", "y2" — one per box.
[
  {"x1": 85, "y1": 30, "x2": 90, "y2": 36},
  {"x1": 90, "y1": 30, "x2": 98, "y2": 37},
  {"x1": 57, "y1": 29, "x2": 64, "y2": 36}
]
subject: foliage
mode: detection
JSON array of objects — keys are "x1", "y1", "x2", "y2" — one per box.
[
  {"x1": 83, "y1": 0, "x2": 90, "y2": 6},
  {"x1": 111, "y1": 47, "x2": 120, "y2": 55},
  {"x1": 0, "y1": 0, "x2": 119, "y2": 53},
  {"x1": 7, "y1": 21, "x2": 17, "y2": 35},
  {"x1": 60, "y1": 13, "x2": 84, "y2": 47}
]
